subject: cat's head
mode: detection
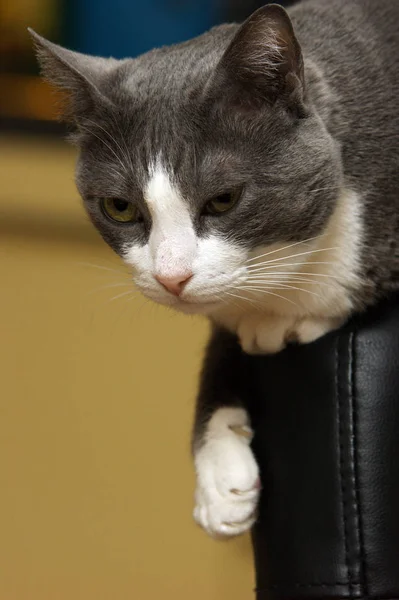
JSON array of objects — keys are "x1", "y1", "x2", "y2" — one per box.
[{"x1": 31, "y1": 5, "x2": 342, "y2": 316}]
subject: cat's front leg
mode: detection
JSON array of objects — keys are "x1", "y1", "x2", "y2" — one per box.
[
  {"x1": 192, "y1": 329, "x2": 260, "y2": 538},
  {"x1": 194, "y1": 407, "x2": 259, "y2": 537}
]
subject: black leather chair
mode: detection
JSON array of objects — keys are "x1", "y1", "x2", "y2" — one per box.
[{"x1": 244, "y1": 296, "x2": 399, "y2": 599}]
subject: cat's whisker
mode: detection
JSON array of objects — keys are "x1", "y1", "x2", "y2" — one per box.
[
  {"x1": 225, "y1": 290, "x2": 259, "y2": 308},
  {"x1": 244, "y1": 276, "x2": 336, "y2": 289},
  {"x1": 82, "y1": 118, "x2": 133, "y2": 175},
  {"x1": 238, "y1": 282, "x2": 326, "y2": 301},
  {"x1": 244, "y1": 269, "x2": 343, "y2": 280},
  {"x1": 246, "y1": 246, "x2": 339, "y2": 268},
  {"x1": 245, "y1": 234, "x2": 329, "y2": 264},
  {"x1": 246, "y1": 270, "x2": 337, "y2": 282},
  {"x1": 227, "y1": 287, "x2": 300, "y2": 308},
  {"x1": 246, "y1": 260, "x2": 337, "y2": 271},
  {"x1": 78, "y1": 123, "x2": 128, "y2": 175},
  {"x1": 218, "y1": 291, "x2": 242, "y2": 311},
  {"x1": 77, "y1": 261, "x2": 132, "y2": 277},
  {"x1": 85, "y1": 282, "x2": 134, "y2": 296},
  {"x1": 110, "y1": 115, "x2": 136, "y2": 176},
  {"x1": 108, "y1": 289, "x2": 138, "y2": 303}
]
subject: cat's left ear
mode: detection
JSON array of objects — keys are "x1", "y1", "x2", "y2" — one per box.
[
  {"x1": 29, "y1": 29, "x2": 117, "y2": 122},
  {"x1": 211, "y1": 4, "x2": 305, "y2": 115}
]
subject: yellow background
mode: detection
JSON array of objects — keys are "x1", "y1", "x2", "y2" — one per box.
[{"x1": 0, "y1": 135, "x2": 254, "y2": 599}]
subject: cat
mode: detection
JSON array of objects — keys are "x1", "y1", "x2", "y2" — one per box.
[{"x1": 31, "y1": 0, "x2": 399, "y2": 538}]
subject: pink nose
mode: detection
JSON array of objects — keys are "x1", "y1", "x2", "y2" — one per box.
[{"x1": 155, "y1": 273, "x2": 193, "y2": 296}]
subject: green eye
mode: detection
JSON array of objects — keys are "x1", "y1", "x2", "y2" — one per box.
[
  {"x1": 203, "y1": 190, "x2": 241, "y2": 215},
  {"x1": 101, "y1": 198, "x2": 141, "y2": 223}
]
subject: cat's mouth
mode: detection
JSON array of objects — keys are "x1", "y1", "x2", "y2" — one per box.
[{"x1": 139, "y1": 288, "x2": 223, "y2": 314}]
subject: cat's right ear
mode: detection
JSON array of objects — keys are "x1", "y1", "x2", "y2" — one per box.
[
  {"x1": 208, "y1": 4, "x2": 305, "y2": 116},
  {"x1": 29, "y1": 29, "x2": 116, "y2": 122}
]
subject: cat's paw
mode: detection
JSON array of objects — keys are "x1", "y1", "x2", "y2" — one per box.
[
  {"x1": 237, "y1": 314, "x2": 295, "y2": 354},
  {"x1": 294, "y1": 316, "x2": 345, "y2": 344},
  {"x1": 237, "y1": 313, "x2": 345, "y2": 354},
  {"x1": 193, "y1": 408, "x2": 260, "y2": 538}
]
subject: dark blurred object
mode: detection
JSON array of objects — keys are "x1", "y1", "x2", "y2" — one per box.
[
  {"x1": 223, "y1": 0, "x2": 295, "y2": 22},
  {"x1": 0, "y1": 0, "x2": 68, "y2": 124},
  {"x1": 71, "y1": 0, "x2": 217, "y2": 59},
  {"x1": 0, "y1": 0, "x2": 220, "y2": 130}
]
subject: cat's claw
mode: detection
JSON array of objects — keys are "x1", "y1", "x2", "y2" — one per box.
[{"x1": 193, "y1": 422, "x2": 260, "y2": 538}]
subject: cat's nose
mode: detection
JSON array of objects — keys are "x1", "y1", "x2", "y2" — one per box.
[{"x1": 155, "y1": 273, "x2": 193, "y2": 296}]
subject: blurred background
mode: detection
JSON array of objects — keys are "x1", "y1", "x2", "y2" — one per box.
[{"x1": 1, "y1": 1, "x2": 289, "y2": 598}]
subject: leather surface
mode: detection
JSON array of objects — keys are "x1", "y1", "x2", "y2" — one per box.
[{"x1": 246, "y1": 297, "x2": 399, "y2": 599}]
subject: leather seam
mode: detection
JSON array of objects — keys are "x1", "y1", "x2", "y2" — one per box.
[
  {"x1": 267, "y1": 582, "x2": 356, "y2": 588},
  {"x1": 260, "y1": 593, "x2": 399, "y2": 600},
  {"x1": 351, "y1": 329, "x2": 368, "y2": 594},
  {"x1": 346, "y1": 330, "x2": 362, "y2": 586},
  {"x1": 336, "y1": 335, "x2": 352, "y2": 591},
  {"x1": 259, "y1": 590, "x2": 399, "y2": 600}
]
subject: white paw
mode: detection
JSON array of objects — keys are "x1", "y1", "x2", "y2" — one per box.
[
  {"x1": 294, "y1": 316, "x2": 345, "y2": 344},
  {"x1": 193, "y1": 408, "x2": 260, "y2": 538},
  {"x1": 237, "y1": 313, "x2": 345, "y2": 354},
  {"x1": 237, "y1": 314, "x2": 295, "y2": 354}
]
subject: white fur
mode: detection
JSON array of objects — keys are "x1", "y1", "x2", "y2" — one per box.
[
  {"x1": 145, "y1": 161, "x2": 196, "y2": 278},
  {"x1": 211, "y1": 188, "x2": 363, "y2": 353},
  {"x1": 193, "y1": 407, "x2": 260, "y2": 537}
]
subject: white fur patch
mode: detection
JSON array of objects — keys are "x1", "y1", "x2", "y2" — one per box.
[
  {"x1": 145, "y1": 161, "x2": 196, "y2": 278},
  {"x1": 212, "y1": 188, "x2": 363, "y2": 352},
  {"x1": 193, "y1": 407, "x2": 260, "y2": 538}
]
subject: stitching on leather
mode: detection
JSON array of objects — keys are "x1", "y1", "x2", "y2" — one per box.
[
  {"x1": 268, "y1": 582, "x2": 354, "y2": 588},
  {"x1": 259, "y1": 594, "x2": 398, "y2": 600},
  {"x1": 336, "y1": 336, "x2": 352, "y2": 591},
  {"x1": 351, "y1": 329, "x2": 368, "y2": 594}
]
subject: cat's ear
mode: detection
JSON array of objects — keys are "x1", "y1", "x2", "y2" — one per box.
[
  {"x1": 212, "y1": 4, "x2": 305, "y2": 114},
  {"x1": 29, "y1": 29, "x2": 116, "y2": 122}
]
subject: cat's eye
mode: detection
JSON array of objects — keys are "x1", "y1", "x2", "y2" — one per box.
[
  {"x1": 101, "y1": 198, "x2": 141, "y2": 223},
  {"x1": 203, "y1": 189, "x2": 242, "y2": 216}
]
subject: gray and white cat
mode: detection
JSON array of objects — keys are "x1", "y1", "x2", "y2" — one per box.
[{"x1": 32, "y1": 0, "x2": 399, "y2": 538}]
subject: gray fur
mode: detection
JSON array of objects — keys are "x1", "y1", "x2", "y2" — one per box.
[{"x1": 31, "y1": 0, "x2": 399, "y2": 308}]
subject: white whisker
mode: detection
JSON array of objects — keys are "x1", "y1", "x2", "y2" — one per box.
[
  {"x1": 245, "y1": 234, "x2": 328, "y2": 264},
  {"x1": 244, "y1": 277, "x2": 336, "y2": 289},
  {"x1": 228, "y1": 287, "x2": 299, "y2": 308},
  {"x1": 108, "y1": 290, "x2": 137, "y2": 303},
  {"x1": 215, "y1": 292, "x2": 238, "y2": 310},
  {"x1": 85, "y1": 282, "x2": 134, "y2": 296},
  {"x1": 246, "y1": 246, "x2": 339, "y2": 268},
  {"x1": 109, "y1": 114, "x2": 136, "y2": 176},
  {"x1": 77, "y1": 262, "x2": 131, "y2": 276},
  {"x1": 83, "y1": 119, "x2": 131, "y2": 175},
  {"x1": 78, "y1": 124, "x2": 128, "y2": 175},
  {"x1": 237, "y1": 282, "x2": 325, "y2": 302},
  {"x1": 246, "y1": 260, "x2": 337, "y2": 271},
  {"x1": 225, "y1": 290, "x2": 259, "y2": 308},
  {"x1": 230, "y1": 277, "x2": 331, "y2": 290},
  {"x1": 244, "y1": 269, "x2": 343, "y2": 279}
]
